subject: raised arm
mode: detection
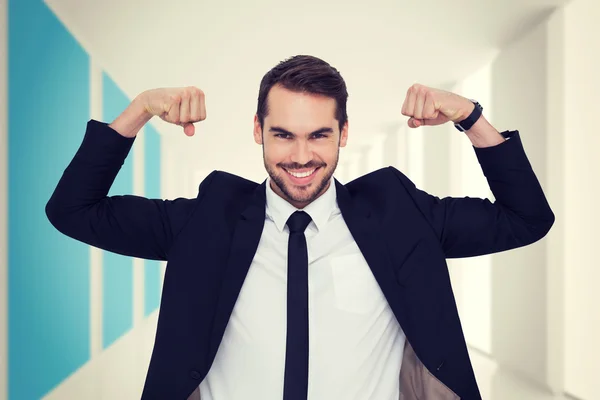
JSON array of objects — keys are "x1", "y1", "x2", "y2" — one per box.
[
  {"x1": 45, "y1": 87, "x2": 209, "y2": 261},
  {"x1": 397, "y1": 84, "x2": 554, "y2": 258}
]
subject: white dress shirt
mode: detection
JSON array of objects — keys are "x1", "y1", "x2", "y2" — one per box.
[{"x1": 199, "y1": 178, "x2": 406, "y2": 400}]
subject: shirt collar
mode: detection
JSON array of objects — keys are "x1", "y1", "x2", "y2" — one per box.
[{"x1": 265, "y1": 177, "x2": 338, "y2": 233}]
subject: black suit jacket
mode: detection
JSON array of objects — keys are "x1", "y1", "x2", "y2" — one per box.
[{"x1": 46, "y1": 120, "x2": 554, "y2": 399}]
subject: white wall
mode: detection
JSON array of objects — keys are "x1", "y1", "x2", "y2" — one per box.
[
  {"x1": 447, "y1": 9, "x2": 570, "y2": 394},
  {"x1": 488, "y1": 16, "x2": 553, "y2": 389},
  {"x1": 462, "y1": 5, "x2": 600, "y2": 397},
  {"x1": 563, "y1": 0, "x2": 600, "y2": 398},
  {"x1": 451, "y1": 4, "x2": 600, "y2": 399},
  {"x1": 544, "y1": 7, "x2": 566, "y2": 394},
  {"x1": 481, "y1": 4, "x2": 600, "y2": 398},
  {"x1": 0, "y1": 0, "x2": 8, "y2": 398}
]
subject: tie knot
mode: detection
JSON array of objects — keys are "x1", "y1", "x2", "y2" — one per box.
[{"x1": 286, "y1": 211, "x2": 312, "y2": 233}]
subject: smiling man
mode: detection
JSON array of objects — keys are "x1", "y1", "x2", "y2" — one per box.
[{"x1": 46, "y1": 55, "x2": 554, "y2": 400}]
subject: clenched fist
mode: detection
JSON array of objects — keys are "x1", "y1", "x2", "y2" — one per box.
[
  {"x1": 139, "y1": 87, "x2": 207, "y2": 136},
  {"x1": 401, "y1": 84, "x2": 475, "y2": 129}
]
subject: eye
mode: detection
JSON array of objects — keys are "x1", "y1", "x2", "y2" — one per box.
[
  {"x1": 275, "y1": 133, "x2": 291, "y2": 139},
  {"x1": 312, "y1": 133, "x2": 326, "y2": 139}
]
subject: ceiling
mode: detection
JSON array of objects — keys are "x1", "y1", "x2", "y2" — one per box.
[{"x1": 44, "y1": 0, "x2": 569, "y2": 178}]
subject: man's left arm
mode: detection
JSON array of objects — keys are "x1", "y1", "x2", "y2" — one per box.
[{"x1": 397, "y1": 84, "x2": 555, "y2": 258}]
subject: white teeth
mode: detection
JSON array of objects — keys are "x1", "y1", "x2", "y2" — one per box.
[{"x1": 287, "y1": 169, "x2": 315, "y2": 178}]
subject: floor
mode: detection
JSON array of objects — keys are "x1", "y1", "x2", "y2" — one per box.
[{"x1": 469, "y1": 348, "x2": 577, "y2": 400}]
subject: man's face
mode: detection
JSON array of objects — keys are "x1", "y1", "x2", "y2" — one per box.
[{"x1": 254, "y1": 85, "x2": 348, "y2": 209}]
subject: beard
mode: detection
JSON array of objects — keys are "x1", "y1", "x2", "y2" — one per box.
[{"x1": 263, "y1": 149, "x2": 339, "y2": 207}]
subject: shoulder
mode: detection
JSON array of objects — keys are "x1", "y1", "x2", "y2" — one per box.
[
  {"x1": 341, "y1": 167, "x2": 433, "y2": 219},
  {"x1": 196, "y1": 170, "x2": 260, "y2": 201},
  {"x1": 345, "y1": 166, "x2": 417, "y2": 198}
]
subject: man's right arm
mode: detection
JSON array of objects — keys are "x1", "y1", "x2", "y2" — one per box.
[{"x1": 45, "y1": 87, "x2": 209, "y2": 261}]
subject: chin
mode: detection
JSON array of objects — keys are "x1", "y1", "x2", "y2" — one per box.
[
  {"x1": 266, "y1": 159, "x2": 336, "y2": 206},
  {"x1": 281, "y1": 169, "x2": 332, "y2": 205}
]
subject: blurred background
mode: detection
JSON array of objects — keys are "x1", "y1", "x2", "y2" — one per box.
[{"x1": 1, "y1": 0, "x2": 598, "y2": 399}]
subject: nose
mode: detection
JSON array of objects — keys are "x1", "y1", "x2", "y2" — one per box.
[{"x1": 290, "y1": 139, "x2": 312, "y2": 166}]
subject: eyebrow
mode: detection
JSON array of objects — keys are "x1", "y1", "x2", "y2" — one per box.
[{"x1": 269, "y1": 126, "x2": 334, "y2": 136}]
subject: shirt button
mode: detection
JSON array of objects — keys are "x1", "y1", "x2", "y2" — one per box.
[{"x1": 190, "y1": 370, "x2": 201, "y2": 380}]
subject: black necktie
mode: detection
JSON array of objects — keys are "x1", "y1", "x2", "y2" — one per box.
[{"x1": 283, "y1": 211, "x2": 313, "y2": 400}]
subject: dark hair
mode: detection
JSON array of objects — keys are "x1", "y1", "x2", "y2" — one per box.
[{"x1": 256, "y1": 55, "x2": 349, "y2": 133}]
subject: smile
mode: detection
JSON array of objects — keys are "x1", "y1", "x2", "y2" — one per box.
[
  {"x1": 283, "y1": 167, "x2": 320, "y2": 184},
  {"x1": 285, "y1": 168, "x2": 317, "y2": 178}
]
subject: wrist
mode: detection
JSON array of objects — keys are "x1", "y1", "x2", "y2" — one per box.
[
  {"x1": 465, "y1": 115, "x2": 506, "y2": 148},
  {"x1": 108, "y1": 94, "x2": 153, "y2": 138}
]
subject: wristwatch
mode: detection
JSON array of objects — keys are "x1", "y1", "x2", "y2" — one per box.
[{"x1": 454, "y1": 100, "x2": 483, "y2": 132}]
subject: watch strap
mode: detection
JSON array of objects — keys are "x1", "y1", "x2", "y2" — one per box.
[{"x1": 455, "y1": 101, "x2": 483, "y2": 132}]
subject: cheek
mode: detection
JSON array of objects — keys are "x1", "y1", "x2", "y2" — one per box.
[
  {"x1": 263, "y1": 144, "x2": 287, "y2": 165},
  {"x1": 318, "y1": 144, "x2": 339, "y2": 163}
]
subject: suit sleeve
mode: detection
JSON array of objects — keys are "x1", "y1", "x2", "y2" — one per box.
[
  {"x1": 45, "y1": 119, "x2": 217, "y2": 261},
  {"x1": 390, "y1": 131, "x2": 555, "y2": 259}
]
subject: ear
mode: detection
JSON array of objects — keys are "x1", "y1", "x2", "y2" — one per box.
[
  {"x1": 253, "y1": 115, "x2": 263, "y2": 145},
  {"x1": 339, "y1": 120, "x2": 349, "y2": 147}
]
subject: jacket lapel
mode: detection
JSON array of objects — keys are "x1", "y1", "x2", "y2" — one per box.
[
  {"x1": 334, "y1": 179, "x2": 408, "y2": 324},
  {"x1": 208, "y1": 180, "x2": 267, "y2": 362}
]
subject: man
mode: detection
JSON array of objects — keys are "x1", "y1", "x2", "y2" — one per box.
[{"x1": 46, "y1": 55, "x2": 554, "y2": 400}]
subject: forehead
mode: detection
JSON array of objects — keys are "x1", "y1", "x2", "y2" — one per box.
[{"x1": 266, "y1": 85, "x2": 337, "y2": 129}]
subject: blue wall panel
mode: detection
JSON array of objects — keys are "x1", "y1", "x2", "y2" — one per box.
[
  {"x1": 144, "y1": 124, "x2": 162, "y2": 316},
  {"x1": 101, "y1": 73, "x2": 134, "y2": 349},
  {"x1": 8, "y1": 0, "x2": 91, "y2": 398},
  {"x1": 8, "y1": 2, "x2": 165, "y2": 396}
]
